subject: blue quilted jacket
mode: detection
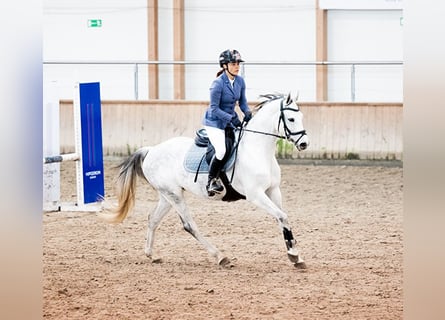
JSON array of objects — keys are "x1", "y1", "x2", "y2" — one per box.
[{"x1": 202, "y1": 72, "x2": 250, "y2": 129}]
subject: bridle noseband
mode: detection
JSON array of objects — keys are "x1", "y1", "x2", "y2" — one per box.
[{"x1": 278, "y1": 99, "x2": 307, "y2": 145}]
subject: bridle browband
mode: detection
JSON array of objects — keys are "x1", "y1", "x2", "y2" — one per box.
[{"x1": 240, "y1": 97, "x2": 307, "y2": 145}]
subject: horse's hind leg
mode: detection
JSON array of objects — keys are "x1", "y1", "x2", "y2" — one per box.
[
  {"x1": 145, "y1": 194, "x2": 172, "y2": 260},
  {"x1": 162, "y1": 190, "x2": 230, "y2": 267}
]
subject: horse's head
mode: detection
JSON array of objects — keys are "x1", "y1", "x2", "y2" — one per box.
[
  {"x1": 278, "y1": 92, "x2": 309, "y2": 151},
  {"x1": 250, "y1": 92, "x2": 309, "y2": 151}
]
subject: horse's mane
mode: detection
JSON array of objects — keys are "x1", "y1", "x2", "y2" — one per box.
[{"x1": 253, "y1": 93, "x2": 284, "y2": 112}]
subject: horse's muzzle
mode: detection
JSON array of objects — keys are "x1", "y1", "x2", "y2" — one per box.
[
  {"x1": 298, "y1": 142, "x2": 308, "y2": 151},
  {"x1": 295, "y1": 135, "x2": 309, "y2": 151}
]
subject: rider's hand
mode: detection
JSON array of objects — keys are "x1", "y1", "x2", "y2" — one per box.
[
  {"x1": 231, "y1": 117, "x2": 242, "y2": 128},
  {"x1": 243, "y1": 111, "x2": 252, "y2": 123}
]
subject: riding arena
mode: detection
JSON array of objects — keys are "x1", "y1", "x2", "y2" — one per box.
[{"x1": 43, "y1": 88, "x2": 402, "y2": 319}]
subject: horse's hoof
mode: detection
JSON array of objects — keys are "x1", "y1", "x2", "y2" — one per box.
[
  {"x1": 294, "y1": 261, "x2": 307, "y2": 269},
  {"x1": 147, "y1": 254, "x2": 162, "y2": 264},
  {"x1": 287, "y1": 253, "x2": 299, "y2": 264},
  {"x1": 288, "y1": 251, "x2": 307, "y2": 269},
  {"x1": 218, "y1": 257, "x2": 234, "y2": 268},
  {"x1": 151, "y1": 258, "x2": 163, "y2": 264}
]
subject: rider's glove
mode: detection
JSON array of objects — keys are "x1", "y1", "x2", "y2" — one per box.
[
  {"x1": 231, "y1": 117, "x2": 242, "y2": 128},
  {"x1": 243, "y1": 111, "x2": 252, "y2": 123}
]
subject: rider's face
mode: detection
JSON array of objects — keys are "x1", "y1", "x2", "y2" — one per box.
[{"x1": 226, "y1": 62, "x2": 240, "y2": 77}]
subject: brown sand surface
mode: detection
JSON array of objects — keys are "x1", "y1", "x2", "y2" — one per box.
[{"x1": 43, "y1": 160, "x2": 402, "y2": 319}]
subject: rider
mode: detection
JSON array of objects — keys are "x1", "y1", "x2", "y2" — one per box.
[{"x1": 202, "y1": 49, "x2": 252, "y2": 196}]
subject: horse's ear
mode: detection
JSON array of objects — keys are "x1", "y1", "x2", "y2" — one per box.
[
  {"x1": 294, "y1": 91, "x2": 299, "y2": 104},
  {"x1": 285, "y1": 92, "x2": 292, "y2": 105}
]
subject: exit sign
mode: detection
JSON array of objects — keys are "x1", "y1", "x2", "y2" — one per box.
[{"x1": 88, "y1": 19, "x2": 102, "y2": 28}]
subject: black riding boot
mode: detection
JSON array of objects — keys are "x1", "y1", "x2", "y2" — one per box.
[{"x1": 207, "y1": 156, "x2": 224, "y2": 196}]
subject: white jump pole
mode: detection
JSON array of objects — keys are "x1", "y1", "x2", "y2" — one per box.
[{"x1": 43, "y1": 82, "x2": 105, "y2": 212}]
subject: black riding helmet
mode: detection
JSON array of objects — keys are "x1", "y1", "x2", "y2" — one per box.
[{"x1": 219, "y1": 49, "x2": 244, "y2": 67}]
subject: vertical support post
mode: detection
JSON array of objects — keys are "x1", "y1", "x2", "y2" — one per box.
[
  {"x1": 173, "y1": 0, "x2": 185, "y2": 99},
  {"x1": 43, "y1": 81, "x2": 60, "y2": 211},
  {"x1": 316, "y1": 1, "x2": 328, "y2": 101},
  {"x1": 148, "y1": 0, "x2": 159, "y2": 99},
  {"x1": 134, "y1": 63, "x2": 139, "y2": 100},
  {"x1": 73, "y1": 82, "x2": 105, "y2": 206},
  {"x1": 351, "y1": 64, "x2": 356, "y2": 102},
  {"x1": 73, "y1": 83, "x2": 84, "y2": 205}
]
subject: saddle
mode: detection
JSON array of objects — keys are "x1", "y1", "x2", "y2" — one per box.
[
  {"x1": 194, "y1": 128, "x2": 209, "y2": 147},
  {"x1": 185, "y1": 128, "x2": 236, "y2": 173},
  {"x1": 184, "y1": 128, "x2": 246, "y2": 202}
]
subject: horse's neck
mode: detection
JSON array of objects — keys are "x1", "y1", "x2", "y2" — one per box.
[{"x1": 239, "y1": 105, "x2": 280, "y2": 156}]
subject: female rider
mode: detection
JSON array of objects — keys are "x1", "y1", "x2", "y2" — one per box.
[{"x1": 202, "y1": 49, "x2": 252, "y2": 196}]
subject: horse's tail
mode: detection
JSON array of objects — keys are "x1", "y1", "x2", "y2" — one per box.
[{"x1": 102, "y1": 147, "x2": 150, "y2": 224}]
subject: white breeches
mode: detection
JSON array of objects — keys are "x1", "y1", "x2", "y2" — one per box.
[{"x1": 204, "y1": 126, "x2": 226, "y2": 160}]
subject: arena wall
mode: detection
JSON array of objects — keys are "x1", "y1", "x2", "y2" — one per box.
[{"x1": 59, "y1": 100, "x2": 402, "y2": 160}]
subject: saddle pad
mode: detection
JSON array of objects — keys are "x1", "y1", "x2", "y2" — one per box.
[{"x1": 183, "y1": 144, "x2": 236, "y2": 174}]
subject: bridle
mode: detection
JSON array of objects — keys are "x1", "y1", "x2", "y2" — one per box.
[{"x1": 240, "y1": 97, "x2": 307, "y2": 146}]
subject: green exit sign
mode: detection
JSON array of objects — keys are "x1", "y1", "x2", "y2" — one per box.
[{"x1": 88, "y1": 19, "x2": 102, "y2": 28}]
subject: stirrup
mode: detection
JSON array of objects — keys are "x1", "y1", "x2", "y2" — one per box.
[{"x1": 207, "y1": 178, "x2": 224, "y2": 196}]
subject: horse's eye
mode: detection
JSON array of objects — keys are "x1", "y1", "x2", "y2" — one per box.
[{"x1": 288, "y1": 118, "x2": 295, "y2": 122}]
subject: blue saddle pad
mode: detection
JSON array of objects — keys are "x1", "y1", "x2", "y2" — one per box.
[{"x1": 183, "y1": 144, "x2": 236, "y2": 174}]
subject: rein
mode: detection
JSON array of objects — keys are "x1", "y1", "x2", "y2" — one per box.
[{"x1": 240, "y1": 128, "x2": 285, "y2": 139}]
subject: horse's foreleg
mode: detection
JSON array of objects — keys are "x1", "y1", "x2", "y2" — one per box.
[
  {"x1": 248, "y1": 189, "x2": 306, "y2": 268},
  {"x1": 145, "y1": 195, "x2": 172, "y2": 260},
  {"x1": 164, "y1": 191, "x2": 230, "y2": 267},
  {"x1": 282, "y1": 227, "x2": 306, "y2": 268}
]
